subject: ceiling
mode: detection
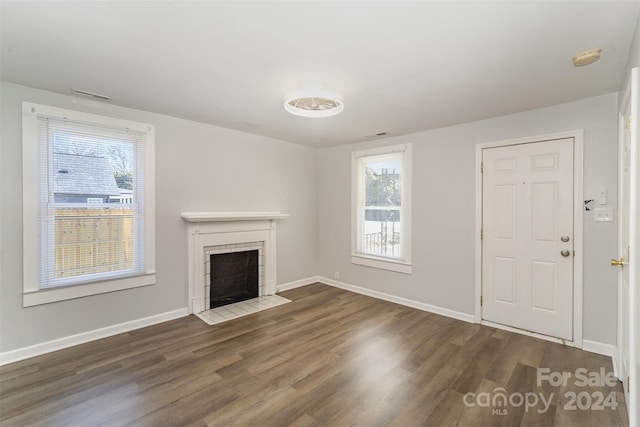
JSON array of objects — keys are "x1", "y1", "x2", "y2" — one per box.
[{"x1": 2, "y1": 1, "x2": 639, "y2": 148}]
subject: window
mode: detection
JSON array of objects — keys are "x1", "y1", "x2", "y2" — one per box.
[
  {"x1": 22, "y1": 102, "x2": 155, "y2": 306},
  {"x1": 352, "y1": 143, "x2": 412, "y2": 274}
]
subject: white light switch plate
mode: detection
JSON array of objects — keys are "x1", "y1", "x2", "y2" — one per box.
[
  {"x1": 598, "y1": 189, "x2": 607, "y2": 205},
  {"x1": 594, "y1": 208, "x2": 614, "y2": 222}
]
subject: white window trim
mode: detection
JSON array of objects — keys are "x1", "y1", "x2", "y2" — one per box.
[
  {"x1": 351, "y1": 143, "x2": 412, "y2": 274},
  {"x1": 22, "y1": 102, "x2": 156, "y2": 307}
]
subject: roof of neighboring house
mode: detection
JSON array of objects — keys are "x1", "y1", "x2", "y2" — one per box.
[{"x1": 53, "y1": 152, "x2": 120, "y2": 196}]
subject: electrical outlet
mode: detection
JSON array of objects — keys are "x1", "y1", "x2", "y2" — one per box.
[
  {"x1": 334, "y1": 271, "x2": 340, "y2": 280},
  {"x1": 594, "y1": 208, "x2": 614, "y2": 222}
]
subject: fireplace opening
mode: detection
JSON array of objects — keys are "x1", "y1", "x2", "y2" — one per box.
[{"x1": 210, "y1": 250, "x2": 259, "y2": 309}]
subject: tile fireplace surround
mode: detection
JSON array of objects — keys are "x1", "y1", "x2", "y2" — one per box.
[{"x1": 181, "y1": 212, "x2": 288, "y2": 314}]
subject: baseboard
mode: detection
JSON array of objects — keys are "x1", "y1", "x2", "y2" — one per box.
[
  {"x1": 318, "y1": 276, "x2": 475, "y2": 323},
  {"x1": 276, "y1": 276, "x2": 320, "y2": 293},
  {"x1": 0, "y1": 281, "x2": 617, "y2": 368},
  {"x1": 582, "y1": 339, "x2": 616, "y2": 358},
  {"x1": 612, "y1": 351, "x2": 621, "y2": 380},
  {"x1": 0, "y1": 307, "x2": 189, "y2": 366},
  {"x1": 278, "y1": 277, "x2": 616, "y2": 360}
]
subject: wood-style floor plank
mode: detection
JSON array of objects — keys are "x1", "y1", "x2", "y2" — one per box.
[{"x1": 0, "y1": 283, "x2": 628, "y2": 426}]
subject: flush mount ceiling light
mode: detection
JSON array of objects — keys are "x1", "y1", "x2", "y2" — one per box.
[
  {"x1": 284, "y1": 83, "x2": 344, "y2": 118},
  {"x1": 572, "y1": 48, "x2": 602, "y2": 67}
]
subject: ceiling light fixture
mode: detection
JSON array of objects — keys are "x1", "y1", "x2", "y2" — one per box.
[
  {"x1": 284, "y1": 83, "x2": 344, "y2": 118},
  {"x1": 572, "y1": 48, "x2": 602, "y2": 67}
]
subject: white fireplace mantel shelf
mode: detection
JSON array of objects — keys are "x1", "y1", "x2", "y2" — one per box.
[{"x1": 181, "y1": 212, "x2": 289, "y2": 223}]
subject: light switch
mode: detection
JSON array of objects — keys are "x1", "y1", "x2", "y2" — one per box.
[
  {"x1": 594, "y1": 208, "x2": 614, "y2": 222},
  {"x1": 598, "y1": 189, "x2": 607, "y2": 205}
]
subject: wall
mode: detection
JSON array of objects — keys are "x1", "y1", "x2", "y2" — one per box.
[
  {"x1": 0, "y1": 82, "x2": 317, "y2": 354},
  {"x1": 317, "y1": 93, "x2": 619, "y2": 345},
  {"x1": 0, "y1": 81, "x2": 623, "y2": 355},
  {"x1": 621, "y1": 11, "x2": 640, "y2": 97}
]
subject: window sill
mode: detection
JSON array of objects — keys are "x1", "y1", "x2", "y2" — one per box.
[
  {"x1": 351, "y1": 254, "x2": 412, "y2": 274},
  {"x1": 23, "y1": 273, "x2": 156, "y2": 307}
]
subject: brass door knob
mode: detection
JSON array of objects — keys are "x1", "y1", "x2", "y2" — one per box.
[{"x1": 611, "y1": 258, "x2": 627, "y2": 267}]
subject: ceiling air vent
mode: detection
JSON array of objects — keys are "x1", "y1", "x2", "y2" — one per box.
[
  {"x1": 70, "y1": 89, "x2": 112, "y2": 102},
  {"x1": 365, "y1": 132, "x2": 388, "y2": 138}
]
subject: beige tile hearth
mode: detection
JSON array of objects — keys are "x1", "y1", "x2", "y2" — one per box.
[{"x1": 196, "y1": 294, "x2": 291, "y2": 325}]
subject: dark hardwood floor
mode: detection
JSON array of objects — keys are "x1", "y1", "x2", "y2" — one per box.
[{"x1": 0, "y1": 283, "x2": 628, "y2": 426}]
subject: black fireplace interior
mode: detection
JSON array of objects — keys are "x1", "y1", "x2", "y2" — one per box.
[{"x1": 210, "y1": 250, "x2": 259, "y2": 309}]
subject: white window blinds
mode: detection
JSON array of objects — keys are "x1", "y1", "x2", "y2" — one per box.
[{"x1": 36, "y1": 114, "x2": 149, "y2": 288}]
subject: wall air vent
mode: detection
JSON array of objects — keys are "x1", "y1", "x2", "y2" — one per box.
[{"x1": 70, "y1": 89, "x2": 112, "y2": 102}]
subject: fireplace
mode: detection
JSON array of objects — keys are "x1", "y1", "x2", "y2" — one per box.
[
  {"x1": 209, "y1": 250, "x2": 259, "y2": 308},
  {"x1": 205, "y1": 241, "x2": 263, "y2": 309},
  {"x1": 182, "y1": 212, "x2": 288, "y2": 314}
]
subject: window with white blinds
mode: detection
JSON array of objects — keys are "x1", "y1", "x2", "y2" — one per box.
[
  {"x1": 351, "y1": 143, "x2": 412, "y2": 274},
  {"x1": 22, "y1": 102, "x2": 155, "y2": 306}
]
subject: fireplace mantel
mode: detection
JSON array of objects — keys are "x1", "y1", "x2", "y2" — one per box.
[
  {"x1": 182, "y1": 212, "x2": 287, "y2": 314},
  {"x1": 181, "y1": 211, "x2": 289, "y2": 223}
]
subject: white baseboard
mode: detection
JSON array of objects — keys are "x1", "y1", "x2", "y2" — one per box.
[
  {"x1": 0, "y1": 307, "x2": 189, "y2": 366},
  {"x1": 582, "y1": 339, "x2": 616, "y2": 358},
  {"x1": 318, "y1": 276, "x2": 475, "y2": 323},
  {"x1": 612, "y1": 351, "x2": 621, "y2": 380},
  {"x1": 276, "y1": 276, "x2": 320, "y2": 293},
  {"x1": 319, "y1": 277, "x2": 616, "y2": 360},
  {"x1": 1, "y1": 279, "x2": 618, "y2": 367}
]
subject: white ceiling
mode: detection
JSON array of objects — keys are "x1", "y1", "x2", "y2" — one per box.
[{"x1": 2, "y1": 1, "x2": 639, "y2": 148}]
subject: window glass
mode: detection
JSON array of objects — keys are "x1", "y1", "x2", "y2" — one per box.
[{"x1": 352, "y1": 143, "x2": 411, "y2": 273}]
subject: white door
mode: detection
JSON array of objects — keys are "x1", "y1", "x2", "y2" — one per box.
[
  {"x1": 617, "y1": 77, "x2": 632, "y2": 411},
  {"x1": 482, "y1": 138, "x2": 574, "y2": 340},
  {"x1": 616, "y1": 67, "x2": 639, "y2": 427}
]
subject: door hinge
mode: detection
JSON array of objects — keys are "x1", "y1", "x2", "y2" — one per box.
[
  {"x1": 480, "y1": 295, "x2": 483, "y2": 306},
  {"x1": 481, "y1": 228, "x2": 484, "y2": 240},
  {"x1": 480, "y1": 162, "x2": 484, "y2": 173}
]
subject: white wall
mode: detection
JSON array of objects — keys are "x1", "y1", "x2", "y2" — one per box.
[
  {"x1": 621, "y1": 12, "x2": 640, "y2": 96},
  {"x1": 0, "y1": 80, "x2": 623, "y2": 355},
  {"x1": 317, "y1": 93, "x2": 619, "y2": 345},
  {"x1": 0, "y1": 82, "x2": 317, "y2": 353}
]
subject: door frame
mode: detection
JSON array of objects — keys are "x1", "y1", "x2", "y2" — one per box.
[
  {"x1": 474, "y1": 130, "x2": 584, "y2": 348},
  {"x1": 617, "y1": 67, "x2": 639, "y2": 427}
]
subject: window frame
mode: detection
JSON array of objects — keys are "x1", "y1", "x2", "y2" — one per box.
[
  {"x1": 22, "y1": 102, "x2": 156, "y2": 307},
  {"x1": 351, "y1": 143, "x2": 412, "y2": 274}
]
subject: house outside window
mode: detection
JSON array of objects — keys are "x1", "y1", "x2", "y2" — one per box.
[
  {"x1": 22, "y1": 102, "x2": 155, "y2": 306},
  {"x1": 352, "y1": 143, "x2": 412, "y2": 274}
]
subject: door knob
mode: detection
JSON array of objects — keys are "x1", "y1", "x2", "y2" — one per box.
[
  {"x1": 561, "y1": 250, "x2": 571, "y2": 257},
  {"x1": 561, "y1": 236, "x2": 570, "y2": 242},
  {"x1": 611, "y1": 258, "x2": 627, "y2": 267}
]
